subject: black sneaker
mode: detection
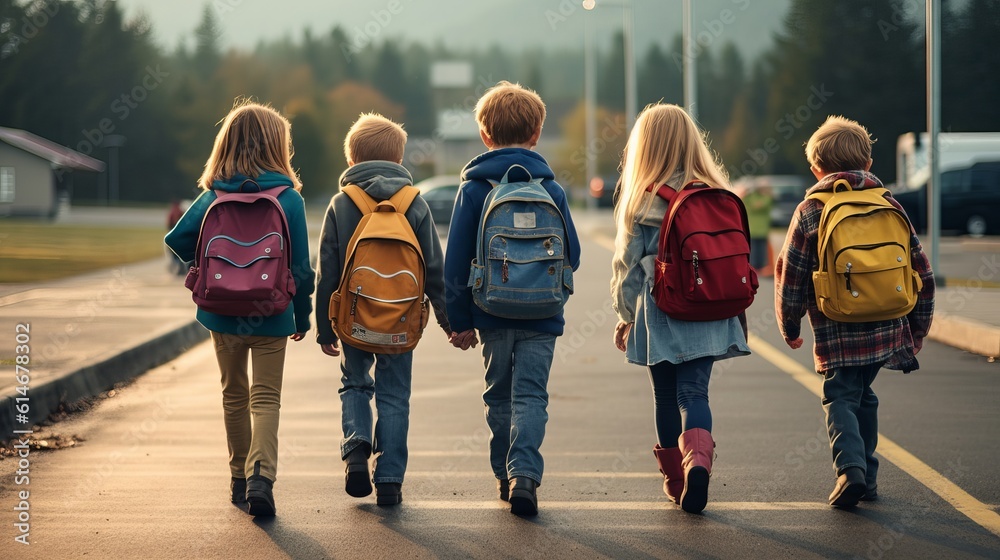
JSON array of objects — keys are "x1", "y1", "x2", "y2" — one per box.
[
  {"x1": 230, "y1": 477, "x2": 247, "y2": 503},
  {"x1": 375, "y1": 483, "x2": 402, "y2": 506},
  {"x1": 344, "y1": 444, "x2": 373, "y2": 498},
  {"x1": 828, "y1": 467, "x2": 866, "y2": 508},
  {"x1": 246, "y1": 475, "x2": 275, "y2": 516},
  {"x1": 509, "y1": 477, "x2": 538, "y2": 516},
  {"x1": 860, "y1": 485, "x2": 878, "y2": 501}
]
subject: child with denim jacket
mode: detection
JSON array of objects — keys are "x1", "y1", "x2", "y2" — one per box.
[
  {"x1": 775, "y1": 115, "x2": 935, "y2": 507},
  {"x1": 444, "y1": 81, "x2": 581, "y2": 516},
  {"x1": 315, "y1": 113, "x2": 451, "y2": 506},
  {"x1": 610, "y1": 103, "x2": 750, "y2": 514}
]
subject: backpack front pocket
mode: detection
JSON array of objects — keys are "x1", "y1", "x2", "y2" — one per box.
[{"x1": 832, "y1": 242, "x2": 914, "y2": 318}]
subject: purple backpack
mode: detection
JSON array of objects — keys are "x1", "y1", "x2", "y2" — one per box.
[{"x1": 184, "y1": 180, "x2": 296, "y2": 317}]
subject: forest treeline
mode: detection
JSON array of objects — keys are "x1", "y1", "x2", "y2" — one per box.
[{"x1": 1, "y1": 0, "x2": 997, "y2": 202}]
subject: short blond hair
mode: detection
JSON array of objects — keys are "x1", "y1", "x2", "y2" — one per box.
[
  {"x1": 199, "y1": 99, "x2": 301, "y2": 191},
  {"x1": 344, "y1": 113, "x2": 407, "y2": 164},
  {"x1": 475, "y1": 81, "x2": 546, "y2": 147},
  {"x1": 805, "y1": 115, "x2": 875, "y2": 173}
]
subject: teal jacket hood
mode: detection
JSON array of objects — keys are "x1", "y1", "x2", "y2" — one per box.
[
  {"x1": 211, "y1": 171, "x2": 295, "y2": 193},
  {"x1": 339, "y1": 161, "x2": 413, "y2": 200}
]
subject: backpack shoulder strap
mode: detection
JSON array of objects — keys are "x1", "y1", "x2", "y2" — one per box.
[
  {"x1": 387, "y1": 185, "x2": 420, "y2": 215},
  {"x1": 342, "y1": 185, "x2": 377, "y2": 215}
]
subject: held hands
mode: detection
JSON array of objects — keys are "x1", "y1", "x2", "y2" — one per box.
[
  {"x1": 785, "y1": 337, "x2": 804, "y2": 350},
  {"x1": 613, "y1": 321, "x2": 632, "y2": 353},
  {"x1": 449, "y1": 329, "x2": 479, "y2": 351},
  {"x1": 290, "y1": 332, "x2": 306, "y2": 342},
  {"x1": 321, "y1": 341, "x2": 341, "y2": 357}
]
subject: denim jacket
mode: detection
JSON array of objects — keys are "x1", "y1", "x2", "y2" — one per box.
[{"x1": 610, "y1": 191, "x2": 750, "y2": 366}]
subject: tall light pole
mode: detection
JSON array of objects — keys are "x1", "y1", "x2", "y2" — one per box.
[
  {"x1": 583, "y1": 0, "x2": 637, "y2": 202},
  {"x1": 926, "y1": 0, "x2": 941, "y2": 275},
  {"x1": 683, "y1": 0, "x2": 696, "y2": 121},
  {"x1": 584, "y1": 13, "x2": 598, "y2": 209}
]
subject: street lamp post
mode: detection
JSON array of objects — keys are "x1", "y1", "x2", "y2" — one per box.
[
  {"x1": 926, "y1": 0, "x2": 941, "y2": 276},
  {"x1": 683, "y1": 0, "x2": 696, "y2": 121}
]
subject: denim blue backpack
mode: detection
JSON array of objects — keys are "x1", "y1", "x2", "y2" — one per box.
[{"x1": 468, "y1": 164, "x2": 574, "y2": 319}]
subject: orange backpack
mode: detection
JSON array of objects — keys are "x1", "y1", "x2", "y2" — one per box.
[{"x1": 329, "y1": 185, "x2": 429, "y2": 353}]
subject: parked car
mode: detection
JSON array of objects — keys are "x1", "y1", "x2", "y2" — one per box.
[
  {"x1": 415, "y1": 175, "x2": 461, "y2": 226},
  {"x1": 891, "y1": 160, "x2": 1000, "y2": 237}
]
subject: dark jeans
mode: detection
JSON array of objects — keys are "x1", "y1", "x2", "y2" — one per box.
[
  {"x1": 750, "y1": 237, "x2": 769, "y2": 270},
  {"x1": 647, "y1": 356, "x2": 714, "y2": 448},
  {"x1": 822, "y1": 363, "x2": 880, "y2": 488}
]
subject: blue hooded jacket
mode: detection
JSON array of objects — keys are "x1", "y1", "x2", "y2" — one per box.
[
  {"x1": 165, "y1": 171, "x2": 315, "y2": 337},
  {"x1": 444, "y1": 148, "x2": 581, "y2": 336}
]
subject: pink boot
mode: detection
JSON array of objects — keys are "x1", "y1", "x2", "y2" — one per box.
[
  {"x1": 653, "y1": 445, "x2": 684, "y2": 504},
  {"x1": 678, "y1": 428, "x2": 715, "y2": 514}
]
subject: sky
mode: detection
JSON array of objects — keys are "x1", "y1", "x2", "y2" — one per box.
[{"x1": 115, "y1": 0, "x2": 795, "y2": 60}]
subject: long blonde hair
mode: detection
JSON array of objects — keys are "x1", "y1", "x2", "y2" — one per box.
[
  {"x1": 614, "y1": 104, "x2": 729, "y2": 236},
  {"x1": 198, "y1": 99, "x2": 302, "y2": 191}
]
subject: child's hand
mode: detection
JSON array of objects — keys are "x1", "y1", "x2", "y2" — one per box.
[
  {"x1": 290, "y1": 332, "x2": 306, "y2": 342},
  {"x1": 613, "y1": 321, "x2": 632, "y2": 352},
  {"x1": 785, "y1": 337, "x2": 803, "y2": 349},
  {"x1": 321, "y1": 342, "x2": 341, "y2": 357},
  {"x1": 450, "y1": 329, "x2": 478, "y2": 351}
]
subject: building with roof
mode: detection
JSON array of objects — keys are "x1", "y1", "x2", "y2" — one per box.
[{"x1": 0, "y1": 126, "x2": 105, "y2": 218}]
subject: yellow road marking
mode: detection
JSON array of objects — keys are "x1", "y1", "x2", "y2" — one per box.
[
  {"x1": 404, "y1": 500, "x2": 829, "y2": 511},
  {"x1": 749, "y1": 333, "x2": 1000, "y2": 538}
]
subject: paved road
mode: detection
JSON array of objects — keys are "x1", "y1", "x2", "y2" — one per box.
[{"x1": 2, "y1": 220, "x2": 999, "y2": 559}]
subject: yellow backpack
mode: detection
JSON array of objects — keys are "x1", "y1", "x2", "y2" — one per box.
[
  {"x1": 808, "y1": 179, "x2": 923, "y2": 322},
  {"x1": 330, "y1": 185, "x2": 429, "y2": 354}
]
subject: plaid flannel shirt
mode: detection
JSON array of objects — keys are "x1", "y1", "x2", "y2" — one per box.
[{"x1": 774, "y1": 171, "x2": 935, "y2": 373}]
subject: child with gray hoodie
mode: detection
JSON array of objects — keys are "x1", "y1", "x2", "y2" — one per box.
[{"x1": 315, "y1": 113, "x2": 450, "y2": 505}]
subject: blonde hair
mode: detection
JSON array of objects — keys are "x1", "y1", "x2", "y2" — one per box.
[
  {"x1": 614, "y1": 103, "x2": 729, "y2": 237},
  {"x1": 199, "y1": 99, "x2": 301, "y2": 191},
  {"x1": 344, "y1": 112, "x2": 407, "y2": 164},
  {"x1": 805, "y1": 115, "x2": 875, "y2": 173},
  {"x1": 474, "y1": 81, "x2": 546, "y2": 147}
]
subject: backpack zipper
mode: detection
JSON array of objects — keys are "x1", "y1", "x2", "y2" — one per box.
[
  {"x1": 692, "y1": 250, "x2": 701, "y2": 285},
  {"x1": 502, "y1": 253, "x2": 509, "y2": 283},
  {"x1": 351, "y1": 286, "x2": 361, "y2": 316},
  {"x1": 845, "y1": 262, "x2": 853, "y2": 292}
]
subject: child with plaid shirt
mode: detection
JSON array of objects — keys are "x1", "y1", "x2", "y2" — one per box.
[{"x1": 775, "y1": 115, "x2": 935, "y2": 507}]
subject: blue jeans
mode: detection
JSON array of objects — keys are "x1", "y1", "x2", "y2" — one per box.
[
  {"x1": 339, "y1": 343, "x2": 412, "y2": 484},
  {"x1": 648, "y1": 356, "x2": 714, "y2": 447},
  {"x1": 480, "y1": 329, "x2": 556, "y2": 485},
  {"x1": 822, "y1": 363, "x2": 880, "y2": 486}
]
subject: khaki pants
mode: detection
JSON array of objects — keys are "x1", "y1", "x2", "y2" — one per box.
[{"x1": 211, "y1": 331, "x2": 287, "y2": 481}]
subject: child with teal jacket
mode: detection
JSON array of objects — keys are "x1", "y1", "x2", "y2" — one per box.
[{"x1": 165, "y1": 101, "x2": 314, "y2": 517}]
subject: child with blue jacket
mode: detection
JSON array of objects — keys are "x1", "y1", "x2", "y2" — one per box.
[
  {"x1": 165, "y1": 100, "x2": 315, "y2": 516},
  {"x1": 445, "y1": 81, "x2": 581, "y2": 516}
]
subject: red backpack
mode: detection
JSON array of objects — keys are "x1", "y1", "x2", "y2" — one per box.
[
  {"x1": 184, "y1": 180, "x2": 296, "y2": 317},
  {"x1": 651, "y1": 181, "x2": 758, "y2": 321}
]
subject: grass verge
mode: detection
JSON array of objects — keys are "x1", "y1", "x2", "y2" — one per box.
[{"x1": 0, "y1": 221, "x2": 166, "y2": 283}]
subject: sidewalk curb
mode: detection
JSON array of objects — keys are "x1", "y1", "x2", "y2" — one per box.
[
  {"x1": 1, "y1": 320, "x2": 209, "y2": 440},
  {"x1": 928, "y1": 313, "x2": 1000, "y2": 359}
]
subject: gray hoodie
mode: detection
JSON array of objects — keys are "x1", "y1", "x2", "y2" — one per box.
[{"x1": 315, "y1": 161, "x2": 450, "y2": 345}]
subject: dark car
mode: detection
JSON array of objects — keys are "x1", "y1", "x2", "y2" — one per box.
[
  {"x1": 415, "y1": 175, "x2": 461, "y2": 227},
  {"x1": 891, "y1": 161, "x2": 1000, "y2": 237}
]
